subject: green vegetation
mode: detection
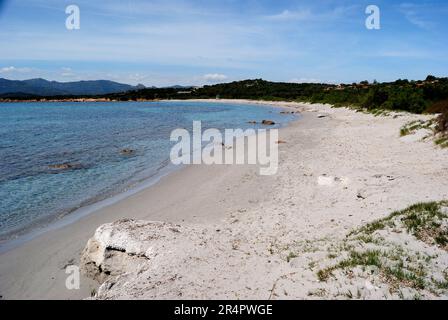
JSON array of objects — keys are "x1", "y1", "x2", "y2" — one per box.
[
  {"x1": 351, "y1": 201, "x2": 448, "y2": 248},
  {"x1": 97, "y1": 76, "x2": 448, "y2": 135},
  {"x1": 400, "y1": 119, "x2": 434, "y2": 137},
  {"x1": 317, "y1": 248, "x2": 427, "y2": 290},
  {"x1": 400, "y1": 202, "x2": 448, "y2": 247},
  {"x1": 433, "y1": 271, "x2": 448, "y2": 290},
  {"x1": 107, "y1": 75, "x2": 447, "y2": 121},
  {"x1": 435, "y1": 136, "x2": 448, "y2": 148},
  {"x1": 317, "y1": 250, "x2": 382, "y2": 281},
  {"x1": 286, "y1": 252, "x2": 298, "y2": 263},
  {"x1": 317, "y1": 201, "x2": 448, "y2": 296},
  {"x1": 2, "y1": 75, "x2": 448, "y2": 135}
]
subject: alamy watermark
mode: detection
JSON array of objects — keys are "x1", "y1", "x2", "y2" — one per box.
[
  {"x1": 65, "y1": 265, "x2": 80, "y2": 290},
  {"x1": 170, "y1": 121, "x2": 279, "y2": 176},
  {"x1": 64, "y1": 4, "x2": 379, "y2": 31},
  {"x1": 65, "y1": 5, "x2": 80, "y2": 30},
  {"x1": 365, "y1": 5, "x2": 381, "y2": 30}
]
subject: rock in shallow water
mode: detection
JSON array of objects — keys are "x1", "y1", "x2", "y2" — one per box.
[
  {"x1": 120, "y1": 148, "x2": 135, "y2": 155},
  {"x1": 48, "y1": 163, "x2": 83, "y2": 171}
]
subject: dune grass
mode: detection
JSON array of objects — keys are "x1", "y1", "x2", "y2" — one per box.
[{"x1": 317, "y1": 201, "x2": 448, "y2": 295}]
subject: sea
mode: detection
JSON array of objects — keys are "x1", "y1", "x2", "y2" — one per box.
[{"x1": 0, "y1": 100, "x2": 296, "y2": 247}]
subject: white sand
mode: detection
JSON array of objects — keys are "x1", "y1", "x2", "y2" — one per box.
[{"x1": 0, "y1": 100, "x2": 447, "y2": 299}]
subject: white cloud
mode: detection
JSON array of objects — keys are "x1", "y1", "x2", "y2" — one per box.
[
  {"x1": 127, "y1": 73, "x2": 148, "y2": 82},
  {"x1": 203, "y1": 73, "x2": 228, "y2": 82},
  {"x1": 377, "y1": 50, "x2": 429, "y2": 58},
  {"x1": 289, "y1": 77, "x2": 321, "y2": 83},
  {"x1": 264, "y1": 9, "x2": 312, "y2": 21},
  {"x1": 0, "y1": 66, "x2": 15, "y2": 73},
  {"x1": 99, "y1": 0, "x2": 209, "y2": 17},
  {"x1": 0, "y1": 22, "x2": 293, "y2": 70},
  {"x1": 263, "y1": 6, "x2": 357, "y2": 22},
  {"x1": 60, "y1": 67, "x2": 75, "y2": 77},
  {"x1": 399, "y1": 3, "x2": 434, "y2": 29},
  {"x1": 0, "y1": 66, "x2": 32, "y2": 73}
]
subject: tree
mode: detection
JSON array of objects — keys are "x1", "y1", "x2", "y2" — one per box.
[{"x1": 363, "y1": 87, "x2": 388, "y2": 109}]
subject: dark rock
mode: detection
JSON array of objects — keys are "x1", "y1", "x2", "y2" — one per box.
[
  {"x1": 261, "y1": 120, "x2": 275, "y2": 125},
  {"x1": 120, "y1": 148, "x2": 135, "y2": 155},
  {"x1": 48, "y1": 163, "x2": 82, "y2": 170}
]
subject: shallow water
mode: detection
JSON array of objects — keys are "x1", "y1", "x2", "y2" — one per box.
[{"x1": 0, "y1": 100, "x2": 296, "y2": 241}]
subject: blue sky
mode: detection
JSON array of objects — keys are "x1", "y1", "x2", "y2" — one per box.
[{"x1": 0, "y1": 0, "x2": 447, "y2": 86}]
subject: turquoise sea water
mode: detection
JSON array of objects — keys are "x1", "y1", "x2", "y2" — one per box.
[{"x1": 0, "y1": 101, "x2": 296, "y2": 243}]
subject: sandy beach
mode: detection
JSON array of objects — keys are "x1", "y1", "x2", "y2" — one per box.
[{"x1": 1, "y1": 100, "x2": 447, "y2": 300}]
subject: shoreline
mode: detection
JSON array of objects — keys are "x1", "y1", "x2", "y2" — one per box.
[
  {"x1": 0, "y1": 99, "x2": 446, "y2": 299},
  {"x1": 0, "y1": 162, "x2": 183, "y2": 254},
  {"x1": 0, "y1": 99, "x2": 303, "y2": 299},
  {"x1": 0, "y1": 99, "x2": 296, "y2": 253}
]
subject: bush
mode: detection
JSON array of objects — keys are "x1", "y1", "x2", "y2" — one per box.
[
  {"x1": 426, "y1": 99, "x2": 448, "y2": 134},
  {"x1": 426, "y1": 98, "x2": 448, "y2": 114},
  {"x1": 437, "y1": 109, "x2": 448, "y2": 134},
  {"x1": 362, "y1": 87, "x2": 389, "y2": 109}
]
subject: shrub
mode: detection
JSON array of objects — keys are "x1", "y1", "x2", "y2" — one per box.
[
  {"x1": 424, "y1": 99, "x2": 448, "y2": 135},
  {"x1": 437, "y1": 109, "x2": 448, "y2": 134},
  {"x1": 425, "y1": 98, "x2": 448, "y2": 114}
]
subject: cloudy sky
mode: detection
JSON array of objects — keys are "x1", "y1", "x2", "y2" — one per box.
[{"x1": 0, "y1": 0, "x2": 447, "y2": 86}]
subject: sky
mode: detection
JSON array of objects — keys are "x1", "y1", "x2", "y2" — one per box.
[{"x1": 0, "y1": 0, "x2": 447, "y2": 86}]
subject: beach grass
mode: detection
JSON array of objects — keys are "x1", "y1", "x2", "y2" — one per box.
[{"x1": 317, "y1": 201, "x2": 448, "y2": 295}]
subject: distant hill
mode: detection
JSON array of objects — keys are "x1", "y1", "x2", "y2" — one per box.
[
  {"x1": 0, "y1": 78, "x2": 143, "y2": 96},
  {"x1": 165, "y1": 85, "x2": 191, "y2": 89},
  {"x1": 2, "y1": 77, "x2": 447, "y2": 119},
  {"x1": 103, "y1": 77, "x2": 448, "y2": 115}
]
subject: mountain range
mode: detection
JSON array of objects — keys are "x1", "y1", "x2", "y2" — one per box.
[{"x1": 0, "y1": 78, "x2": 145, "y2": 96}]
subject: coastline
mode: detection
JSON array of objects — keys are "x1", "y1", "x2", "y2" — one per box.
[
  {"x1": 0, "y1": 161, "x2": 183, "y2": 254},
  {"x1": 0, "y1": 99, "x2": 301, "y2": 299},
  {"x1": 0, "y1": 99, "x2": 295, "y2": 251},
  {"x1": 0, "y1": 99, "x2": 447, "y2": 299}
]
